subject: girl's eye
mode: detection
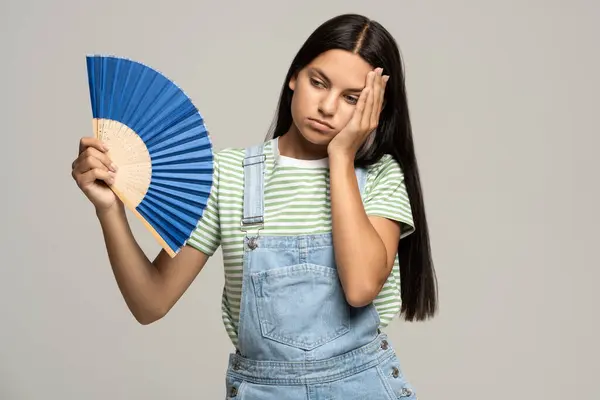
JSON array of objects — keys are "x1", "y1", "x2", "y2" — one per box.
[
  {"x1": 309, "y1": 78, "x2": 357, "y2": 105},
  {"x1": 345, "y1": 96, "x2": 358, "y2": 105},
  {"x1": 310, "y1": 78, "x2": 325, "y2": 88}
]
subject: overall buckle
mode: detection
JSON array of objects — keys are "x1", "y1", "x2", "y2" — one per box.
[{"x1": 241, "y1": 218, "x2": 263, "y2": 250}]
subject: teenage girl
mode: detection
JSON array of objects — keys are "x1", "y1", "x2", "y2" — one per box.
[{"x1": 71, "y1": 13, "x2": 438, "y2": 400}]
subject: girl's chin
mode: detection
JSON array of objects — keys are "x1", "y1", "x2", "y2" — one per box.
[{"x1": 299, "y1": 126, "x2": 336, "y2": 145}]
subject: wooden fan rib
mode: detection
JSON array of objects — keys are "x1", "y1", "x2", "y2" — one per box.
[
  {"x1": 136, "y1": 201, "x2": 192, "y2": 249},
  {"x1": 107, "y1": 183, "x2": 177, "y2": 257},
  {"x1": 98, "y1": 120, "x2": 151, "y2": 169},
  {"x1": 136, "y1": 205, "x2": 182, "y2": 256}
]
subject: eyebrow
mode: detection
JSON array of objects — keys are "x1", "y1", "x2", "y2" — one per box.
[{"x1": 309, "y1": 67, "x2": 364, "y2": 93}]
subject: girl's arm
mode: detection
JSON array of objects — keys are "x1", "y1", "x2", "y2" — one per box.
[
  {"x1": 328, "y1": 68, "x2": 399, "y2": 307},
  {"x1": 97, "y1": 205, "x2": 209, "y2": 324},
  {"x1": 72, "y1": 137, "x2": 213, "y2": 325},
  {"x1": 329, "y1": 154, "x2": 401, "y2": 307}
]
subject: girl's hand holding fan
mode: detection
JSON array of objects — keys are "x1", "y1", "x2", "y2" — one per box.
[{"x1": 71, "y1": 137, "x2": 121, "y2": 214}]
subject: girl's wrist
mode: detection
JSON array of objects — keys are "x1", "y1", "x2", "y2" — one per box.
[{"x1": 327, "y1": 147, "x2": 356, "y2": 166}]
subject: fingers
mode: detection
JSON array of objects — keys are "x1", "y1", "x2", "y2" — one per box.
[
  {"x1": 74, "y1": 149, "x2": 108, "y2": 172},
  {"x1": 362, "y1": 71, "x2": 376, "y2": 129},
  {"x1": 353, "y1": 68, "x2": 389, "y2": 130},
  {"x1": 74, "y1": 167, "x2": 116, "y2": 188},
  {"x1": 71, "y1": 137, "x2": 118, "y2": 188},
  {"x1": 367, "y1": 68, "x2": 388, "y2": 130},
  {"x1": 79, "y1": 136, "x2": 109, "y2": 155},
  {"x1": 370, "y1": 69, "x2": 381, "y2": 126},
  {"x1": 375, "y1": 74, "x2": 389, "y2": 123},
  {"x1": 353, "y1": 83, "x2": 370, "y2": 125},
  {"x1": 73, "y1": 141, "x2": 117, "y2": 173}
]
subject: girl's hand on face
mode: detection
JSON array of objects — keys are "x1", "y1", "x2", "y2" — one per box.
[{"x1": 327, "y1": 67, "x2": 389, "y2": 160}]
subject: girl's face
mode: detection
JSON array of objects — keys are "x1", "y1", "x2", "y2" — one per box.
[{"x1": 288, "y1": 49, "x2": 373, "y2": 147}]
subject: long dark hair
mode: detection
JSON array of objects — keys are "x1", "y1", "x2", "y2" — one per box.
[{"x1": 266, "y1": 13, "x2": 438, "y2": 321}]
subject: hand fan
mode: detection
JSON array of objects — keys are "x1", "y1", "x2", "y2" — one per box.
[{"x1": 85, "y1": 54, "x2": 214, "y2": 257}]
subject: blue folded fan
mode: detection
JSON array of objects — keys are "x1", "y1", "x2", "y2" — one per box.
[{"x1": 86, "y1": 54, "x2": 213, "y2": 257}]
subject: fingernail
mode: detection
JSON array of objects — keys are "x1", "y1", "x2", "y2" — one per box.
[{"x1": 111, "y1": 163, "x2": 118, "y2": 171}]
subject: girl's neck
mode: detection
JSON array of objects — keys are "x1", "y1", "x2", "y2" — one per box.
[{"x1": 277, "y1": 125, "x2": 328, "y2": 160}]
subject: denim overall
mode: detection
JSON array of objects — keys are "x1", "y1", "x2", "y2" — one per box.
[{"x1": 224, "y1": 143, "x2": 417, "y2": 399}]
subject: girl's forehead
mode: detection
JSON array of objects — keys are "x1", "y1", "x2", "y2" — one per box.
[{"x1": 306, "y1": 49, "x2": 372, "y2": 89}]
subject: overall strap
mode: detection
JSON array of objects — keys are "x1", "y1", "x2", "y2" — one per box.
[
  {"x1": 355, "y1": 166, "x2": 368, "y2": 201},
  {"x1": 241, "y1": 143, "x2": 266, "y2": 239}
]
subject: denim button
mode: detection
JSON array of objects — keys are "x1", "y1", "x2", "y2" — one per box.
[
  {"x1": 248, "y1": 238, "x2": 258, "y2": 250},
  {"x1": 380, "y1": 340, "x2": 389, "y2": 350},
  {"x1": 392, "y1": 367, "x2": 399, "y2": 378},
  {"x1": 230, "y1": 386, "x2": 238, "y2": 397},
  {"x1": 400, "y1": 387, "x2": 413, "y2": 397}
]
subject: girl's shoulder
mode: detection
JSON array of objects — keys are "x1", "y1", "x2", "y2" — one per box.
[
  {"x1": 365, "y1": 153, "x2": 405, "y2": 181},
  {"x1": 213, "y1": 147, "x2": 246, "y2": 165},
  {"x1": 213, "y1": 140, "x2": 276, "y2": 171}
]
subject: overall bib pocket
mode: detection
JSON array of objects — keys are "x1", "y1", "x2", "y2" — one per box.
[{"x1": 251, "y1": 263, "x2": 351, "y2": 350}]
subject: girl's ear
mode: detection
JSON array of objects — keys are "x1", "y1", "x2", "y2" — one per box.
[{"x1": 289, "y1": 73, "x2": 297, "y2": 91}]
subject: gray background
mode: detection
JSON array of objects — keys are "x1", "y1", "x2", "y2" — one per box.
[{"x1": 1, "y1": 0, "x2": 598, "y2": 399}]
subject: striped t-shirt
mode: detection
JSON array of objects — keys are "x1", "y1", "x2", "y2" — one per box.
[{"x1": 186, "y1": 138, "x2": 415, "y2": 347}]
